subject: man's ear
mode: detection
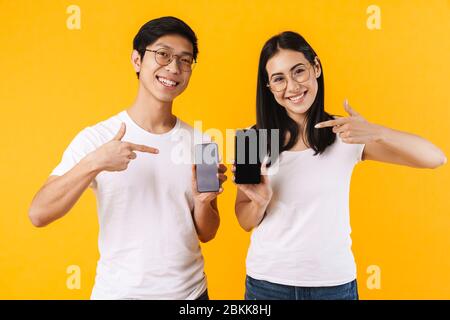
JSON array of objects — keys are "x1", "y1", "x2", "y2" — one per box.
[
  {"x1": 131, "y1": 50, "x2": 141, "y2": 73},
  {"x1": 314, "y1": 56, "x2": 322, "y2": 78}
]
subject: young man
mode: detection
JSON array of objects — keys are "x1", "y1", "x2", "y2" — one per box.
[{"x1": 28, "y1": 16, "x2": 227, "y2": 300}]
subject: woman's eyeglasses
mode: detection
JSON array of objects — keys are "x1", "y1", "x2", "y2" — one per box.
[{"x1": 267, "y1": 63, "x2": 314, "y2": 92}]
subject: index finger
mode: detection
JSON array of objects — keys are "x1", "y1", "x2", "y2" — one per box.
[
  {"x1": 217, "y1": 163, "x2": 227, "y2": 173},
  {"x1": 315, "y1": 117, "x2": 350, "y2": 128},
  {"x1": 126, "y1": 142, "x2": 159, "y2": 154}
]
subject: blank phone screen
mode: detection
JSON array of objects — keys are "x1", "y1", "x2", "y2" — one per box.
[
  {"x1": 195, "y1": 143, "x2": 219, "y2": 193},
  {"x1": 234, "y1": 129, "x2": 261, "y2": 184}
]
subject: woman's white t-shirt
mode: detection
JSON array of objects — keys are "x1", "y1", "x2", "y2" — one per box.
[
  {"x1": 246, "y1": 134, "x2": 365, "y2": 287},
  {"x1": 51, "y1": 111, "x2": 209, "y2": 299}
]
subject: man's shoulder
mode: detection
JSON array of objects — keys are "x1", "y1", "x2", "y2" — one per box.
[
  {"x1": 175, "y1": 118, "x2": 211, "y2": 143},
  {"x1": 90, "y1": 111, "x2": 124, "y2": 131},
  {"x1": 74, "y1": 111, "x2": 124, "y2": 145}
]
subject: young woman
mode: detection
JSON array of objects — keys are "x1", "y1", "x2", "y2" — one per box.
[{"x1": 233, "y1": 31, "x2": 446, "y2": 300}]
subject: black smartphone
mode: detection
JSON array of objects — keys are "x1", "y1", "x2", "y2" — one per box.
[
  {"x1": 234, "y1": 129, "x2": 261, "y2": 184},
  {"x1": 195, "y1": 142, "x2": 220, "y2": 193}
]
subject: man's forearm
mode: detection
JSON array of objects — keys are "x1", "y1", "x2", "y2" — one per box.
[
  {"x1": 192, "y1": 199, "x2": 220, "y2": 243},
  {"x1": 28, "y1": 154, "x2": 101, "y2": 227}
]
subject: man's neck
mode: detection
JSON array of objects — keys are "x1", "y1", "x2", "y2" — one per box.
[{"x1": 127, "y1": 84, "x2": 177, "y2": 134}]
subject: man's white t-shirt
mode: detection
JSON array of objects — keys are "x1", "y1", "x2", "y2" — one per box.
[
  {"x1": 246, "y1": 134, "x2": 365, "y2": 287},
  {"x1": 51, "y1": 111, "x2": 209, "y2": 299}
]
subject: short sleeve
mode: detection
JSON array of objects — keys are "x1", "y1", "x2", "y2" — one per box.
[
  {"x1": 50, "y1": 127, "x2": 99, "y2": 180},
  {"x1": 355, "y1": 143, "x2": 366, "y2": 164},
  {"x1": 331, "y1": 116, "x2": 365, "y2": 164},
  {"x1": 335, "y1": 133, "x2": 366, "y2": 165}
]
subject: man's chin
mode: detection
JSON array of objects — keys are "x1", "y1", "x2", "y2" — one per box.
[{"x1": 154, "y1": 92, "x2": 178, "y2": 103}]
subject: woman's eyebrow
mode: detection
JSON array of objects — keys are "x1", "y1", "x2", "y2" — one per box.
[
  {"x1": 270, "y1": 63, "x2": 306, "y2": 79},
  {"x1": 152, "y1": 43, "x2": 194, "y2": 56}
]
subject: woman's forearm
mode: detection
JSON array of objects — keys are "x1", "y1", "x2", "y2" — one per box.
[
  {"x1": 235, "y1": 200, "x2": 268, "y2": 232},
  {"x1": 376, "y1": 125, "x2": 447, "y2": 168}
]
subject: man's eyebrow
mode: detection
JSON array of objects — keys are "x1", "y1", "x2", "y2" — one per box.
[
  {"x1": 152, "y1": 43, "x2": 194, "y2": 56},
  {"x1": 269, "y1": 63, "x2": 306, "y2": 79}
]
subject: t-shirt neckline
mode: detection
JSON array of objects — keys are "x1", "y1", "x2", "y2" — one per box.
[
  {"x1": 120, "y1": 110, "x2": 180, "y2": 138},
  {"x1": 282, "y1": 148, "x2": 314, "y2": 157}
]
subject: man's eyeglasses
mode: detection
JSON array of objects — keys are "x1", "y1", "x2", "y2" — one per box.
[{"x1": 145, "y1": 48, "x2": 196, "y2": 72}]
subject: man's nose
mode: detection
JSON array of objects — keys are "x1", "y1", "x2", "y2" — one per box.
[{"x1": 165, "y1": 58, "x2": 181, "y2": 74}]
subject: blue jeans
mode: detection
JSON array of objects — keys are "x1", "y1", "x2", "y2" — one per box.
[
  {"x1": 245, "y1": 275, "x2": 359, "y2": 300},
  {"x1": 196, "y1": 289, "x2": 209, "y2": 300}
]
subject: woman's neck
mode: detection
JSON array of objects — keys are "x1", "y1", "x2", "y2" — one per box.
[{"x1": 284, "y1": 117, "x2": 310, "y2": 151}]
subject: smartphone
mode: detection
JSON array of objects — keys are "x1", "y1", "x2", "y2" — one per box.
[
  {"x1": 195, "y1": 142, "x2": 220, "y2": 193},
  {"x1": 234, "y1": 129, "x2": 261, "y2": 184}
]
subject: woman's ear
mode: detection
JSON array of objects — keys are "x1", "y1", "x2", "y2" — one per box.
[
  {"x1": 314, "y1": 57, "x2": 322, "y2": 78},
  {"x1": 131, "y1": 50, "x2": 141, "y2": 74}
]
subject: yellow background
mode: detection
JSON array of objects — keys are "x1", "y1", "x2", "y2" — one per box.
[{"x1": 1, "y1": 0, "x2": 449, "y2": 299}]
